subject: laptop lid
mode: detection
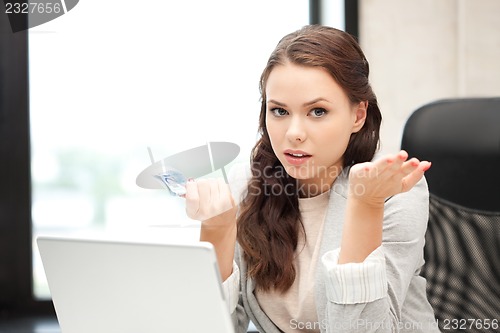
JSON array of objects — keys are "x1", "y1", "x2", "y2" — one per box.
[{"x1": 37, "y1": 236, "x2": 235, "y2": 333}]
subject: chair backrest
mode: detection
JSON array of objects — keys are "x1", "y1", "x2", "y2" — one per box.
[
  {"x1": 401, "y1": 97, "x2": 500, "y2": 332},
  {"x1": 401, "y1": 97, "x2": 500, "y2": 211}
]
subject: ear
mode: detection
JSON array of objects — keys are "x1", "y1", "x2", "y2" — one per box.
[{"x1": 351, "y1": 101, "x2": 368, "y2": 133}]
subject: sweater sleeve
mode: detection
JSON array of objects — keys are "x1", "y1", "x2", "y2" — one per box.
[
  {"x1": 322, "y1": 246, "x2": 387, "y2": 304},
  {"x1": 222, "y1": 261, "x2": 252, "y2": 333},
  {"x1": 222, "y1": 261, "x2": 240, "y2": 313},
  {"x1": 320, "y1": 177, "x2": 439, "y2": 333}
]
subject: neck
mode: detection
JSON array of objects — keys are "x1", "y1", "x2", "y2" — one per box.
[{"x1": 297, "y1": 165, "x2": 343, "y2": 198}]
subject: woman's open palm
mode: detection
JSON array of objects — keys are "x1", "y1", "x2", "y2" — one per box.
[{"x1": 348, "y1": 150, "x2": 431, "y2": 206}]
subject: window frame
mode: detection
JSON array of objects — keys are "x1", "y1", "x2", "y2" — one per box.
[{"x1": 0, "y1": 10, "x2": 55, "y2": 315}]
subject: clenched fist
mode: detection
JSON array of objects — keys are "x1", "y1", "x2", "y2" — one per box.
[{"x1": 185, "y1": 178, "x2": 236, "y2": 226}]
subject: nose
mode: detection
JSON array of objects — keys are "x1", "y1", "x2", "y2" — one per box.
[{"x1": 285, "y1": 115, "x2": 307, "y2": 143}]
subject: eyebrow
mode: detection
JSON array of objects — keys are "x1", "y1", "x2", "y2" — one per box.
[{"x1": 267, "y1": 98, "x2": 330, "y2": 107}]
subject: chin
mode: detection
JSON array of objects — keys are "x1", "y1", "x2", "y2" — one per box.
[{"x1": 283, "y1": 165, "x2": 313, "y2": 180}]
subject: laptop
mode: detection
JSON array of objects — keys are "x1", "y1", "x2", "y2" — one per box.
[{"x1": 37, "y1": 236, "x2": 235, "y2": 333}]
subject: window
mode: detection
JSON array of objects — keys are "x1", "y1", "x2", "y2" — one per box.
[{"x1": 29, "y1": 0, "x2": 312, "y2": 300}]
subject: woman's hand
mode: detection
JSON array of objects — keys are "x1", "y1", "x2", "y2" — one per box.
[
  {"x1": 348, "y1": 150, "x2": 431, "y2": 207},
  {"x1": 185, "y1": 178, "x2": 236, "y2": 227},
  {"x1": 339, "y1": 150, "x2": 431, "y2": 264},
  {"x1": 185, "y1": 178, "x2": 237, "y2": 280}
]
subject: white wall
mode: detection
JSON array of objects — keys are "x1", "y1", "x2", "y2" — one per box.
[{"x1": 359, "y1": 0, "x2": 500, "y2": 154}]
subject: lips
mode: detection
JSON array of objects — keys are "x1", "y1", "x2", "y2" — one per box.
[{"x1": 284, "y1": 150, "x2": 312, "y2": 166}]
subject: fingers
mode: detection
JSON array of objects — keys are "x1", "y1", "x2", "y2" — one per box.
[
  {"x1": 185, "y1": 179, "x2": 200, "y2": 219},
  {"x1": 388, "y1": 151, "x2": 431, "y2": 192},
  {"x1": 350, "y1": 150, "x2": 431, "y2": 198},
  {"x1": 401, "y1": 161, "x2": 432, "y2": 192},
  {"x1": 373, "y1": 150, "x2": 428, "y2": 177},
  {"x1": 377, "y1": 150, "x2": 408, "y2": 176},
  {"x1": 185, "y1": 178, "x2": 235, "y2": 221}
]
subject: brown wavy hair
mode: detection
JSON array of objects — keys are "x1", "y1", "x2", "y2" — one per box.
[{"x1": 236, "y1": 25, "x2": 382, "y2": 293}]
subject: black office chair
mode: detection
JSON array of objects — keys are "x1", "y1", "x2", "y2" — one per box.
[{"x1": 401, "y1": 98, "x2": 500, "y2": 333}]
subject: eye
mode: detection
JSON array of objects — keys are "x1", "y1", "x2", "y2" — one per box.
[
  {"x1": 309, "y1": 108, "x2": 328, "y2": 118},
  {"x1": 270, "y1": 107, "x2": 288, "y2": 117}
]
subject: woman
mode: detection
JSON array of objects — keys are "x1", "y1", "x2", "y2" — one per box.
[{"x1": 186, "y1": 25, "x2": 439, "y2": 333}]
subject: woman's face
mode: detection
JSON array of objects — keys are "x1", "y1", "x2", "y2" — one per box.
[{"x1": 265, "y1": 62, "x2": 367, "y2": 197}]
